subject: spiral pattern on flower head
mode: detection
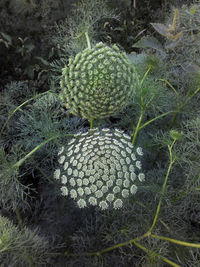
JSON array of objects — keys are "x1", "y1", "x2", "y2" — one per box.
[
  {"x1": 60, "y1": 42, "x2": 136, "y2": 119},
  {"x1": 54, "y1": 128, "x2": 145, "y2": 210}
]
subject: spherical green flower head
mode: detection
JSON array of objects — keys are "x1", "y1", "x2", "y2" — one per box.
[
  {"x1": 60, "y1": 42, "x2": 136, "y2": 119},
  {"x1": 54, "y1": 128, "x2": 145, "y2": 210}
]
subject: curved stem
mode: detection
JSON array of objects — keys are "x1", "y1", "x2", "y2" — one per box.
[
  {"x1": 140, "y1": 66, "x2": 152, "y2": 87},
  {"x1": 151, "y1": 234, "x2": 200, "y2": 248},
  {"x1": 12, "y1": 133, "x2": 74, "y2": 169},
  {"x1": 0, "y1": 91, "x2": 50, "y2": 137},
  {"x1": 13, "y1": 136, "x2": 59, "y2": 169},
  {"x1": 159, "y1": 79, "x2": 179, "y2": 98}
]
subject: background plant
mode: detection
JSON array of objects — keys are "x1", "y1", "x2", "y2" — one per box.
[
  {"x1": 132, "y1": 3, "x2": 200, "y2": 130},
  {"x1": 0, "y1": 215, "x2": 50, "y2": 267}
]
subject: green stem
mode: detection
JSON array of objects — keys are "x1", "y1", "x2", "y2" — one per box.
[
  {"x1": 186, "y1": 86, "x2": 200, "y2": 102},
  {"x1": 85, "y1": 32, "x2": 91, "y2": 49},
  {"x1": 133, "y1": 241, "x2": 180, "y2": 267},
  {"x1": 90, "y1": 118, "x2": 94, "y2": 129},
  {"x1": 139, "y1": 111, "x2": 174, "y2": 130},
  {"x1": 132, "y1": 112, "x2": 144, "y2": 146},
  {"x1": 12, "y1": 133, "x2": 74, "y2": 169},
  {"x1": 159, "y1": 79, "x2": 179, "y2": 98},
  {"x1": 141, "y1": 66, "x2": 152, "y2": 86},
  {"x1": 85, "y1": 231, "x2": 150, "y2": 256},
  {"x1": 13, "y1": 136, "x2": 59, "y2": 168},
  {"x1": 0, "y1": 91, "x2": 50, "y2": 137},
  {"x1": 151, "y1": 234, "x2": 200, "y2": 248},
  {"x1": 131, "y1": 67, "x2": 151, "y2": 145},
  {"x1": 60, "y1": 138, "x2": 199, "y2": 263},
  {"x1": 149, "y1": 140, "x2": 176, "y2": 232}
]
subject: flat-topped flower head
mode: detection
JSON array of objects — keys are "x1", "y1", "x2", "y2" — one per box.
[
  {"x1": 60, "y1": 42, "x2": 137, "y2": 119},
  {"x1": 54, "y1": 128, "x2": 145, "y2": 210}
]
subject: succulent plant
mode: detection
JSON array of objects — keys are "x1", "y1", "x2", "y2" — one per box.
[
  {"x1": 54, "y1": 128, "x2": 145, "y2": 210},
  {"x1": 60, "y1": 42, "x2": 136, "y2": 119}
]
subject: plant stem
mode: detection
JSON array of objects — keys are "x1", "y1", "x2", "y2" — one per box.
[
  {"x1": 159, "y1": 79, "x2": 179, "y2": 98},
  {"x1": 0, "y1": 91, "x2": 50, "y2": 137},
  {"x1": 12, "y1": 133, "x2": 74, "y2": 169},
  {"x1": 13, "y1": 136, "x2": 59, "y2": 168},
  {"x1": 149, "y1": 139, "x2": 176, "y2": 232},
  {"x1": 131, "y1": 66, "x2": 151, "y2": 145},
  {"x1": 139, "y1": 111, "x2": 173, "y2": 130},
  {"x1": 90, "y1": 118, "x2": 94, "y2": 129},
  {"x1": 85, "y1": 231, "x2": 151, "y2": 256},
  {"x1": 133, "y1": 241, "x2": 180, "y2": 267},
  {"x1": 132, "y1": 112, "x2": 144, "y2": 146},
  {"x1": 85, "y1": 32, "x2": 91, "y2": 49},
  {"x1": 151, "y1": 234, "x2": 200, "y2": 248}
]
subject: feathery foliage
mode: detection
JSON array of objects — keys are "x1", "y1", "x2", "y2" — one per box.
[
  {"x1": 1, "y1": 1, "x2": 200, "y2": 266},
  {"x1": 0, "y1": 215, "x2": 49, "y2": 267}
]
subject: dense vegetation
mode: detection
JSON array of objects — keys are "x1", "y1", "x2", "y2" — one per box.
[{"x1": 0, "y1": 0, "x2": 200, "y2": 266}]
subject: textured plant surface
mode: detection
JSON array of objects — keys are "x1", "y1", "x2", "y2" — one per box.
[
  {"x1": 1, "y1": 1, "x2": 200, "y2": 266},
  {"x1": 0, "y1": 215, "x2": 49, "y2": 266},
  {"x1": 51, "y1": 0, "x2": 119, "y2": 58},
  {"x1": 60, "y1": 42, "x2": 136, "y2": 119},
  {"x1": 54, "y1": 128, "x2": 144, "y2": 210}
]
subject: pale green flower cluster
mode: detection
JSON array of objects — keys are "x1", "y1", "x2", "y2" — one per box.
[
  {"x1": 60, "y1": 42, "x2": 136, "y2": 119},
  {"x1": 54, "y1": 128, "x2": 145, "y2": 210}
]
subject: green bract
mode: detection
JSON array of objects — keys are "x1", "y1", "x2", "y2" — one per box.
[
  {"x1": 54, "y1": 128, "x2": 145, "y2": 210},
  {"x1": 60, "y1": 42, "x2": 136, "y2": 119}
]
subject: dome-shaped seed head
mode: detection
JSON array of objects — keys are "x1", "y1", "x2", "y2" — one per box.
[
  {"x1": 54, "y1": 128, "x2": 145, "y2": 210},
  {"x1": 60, "y1": 42, "x2": 137, "y2": 119}
]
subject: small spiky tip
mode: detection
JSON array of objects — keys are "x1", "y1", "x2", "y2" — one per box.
[
  {"x1": 60, "y1": 42, "x2": 136, "y2": 119},
  {"x1": 54, "y1": 128, "x2": 145, "y2": 210}
]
